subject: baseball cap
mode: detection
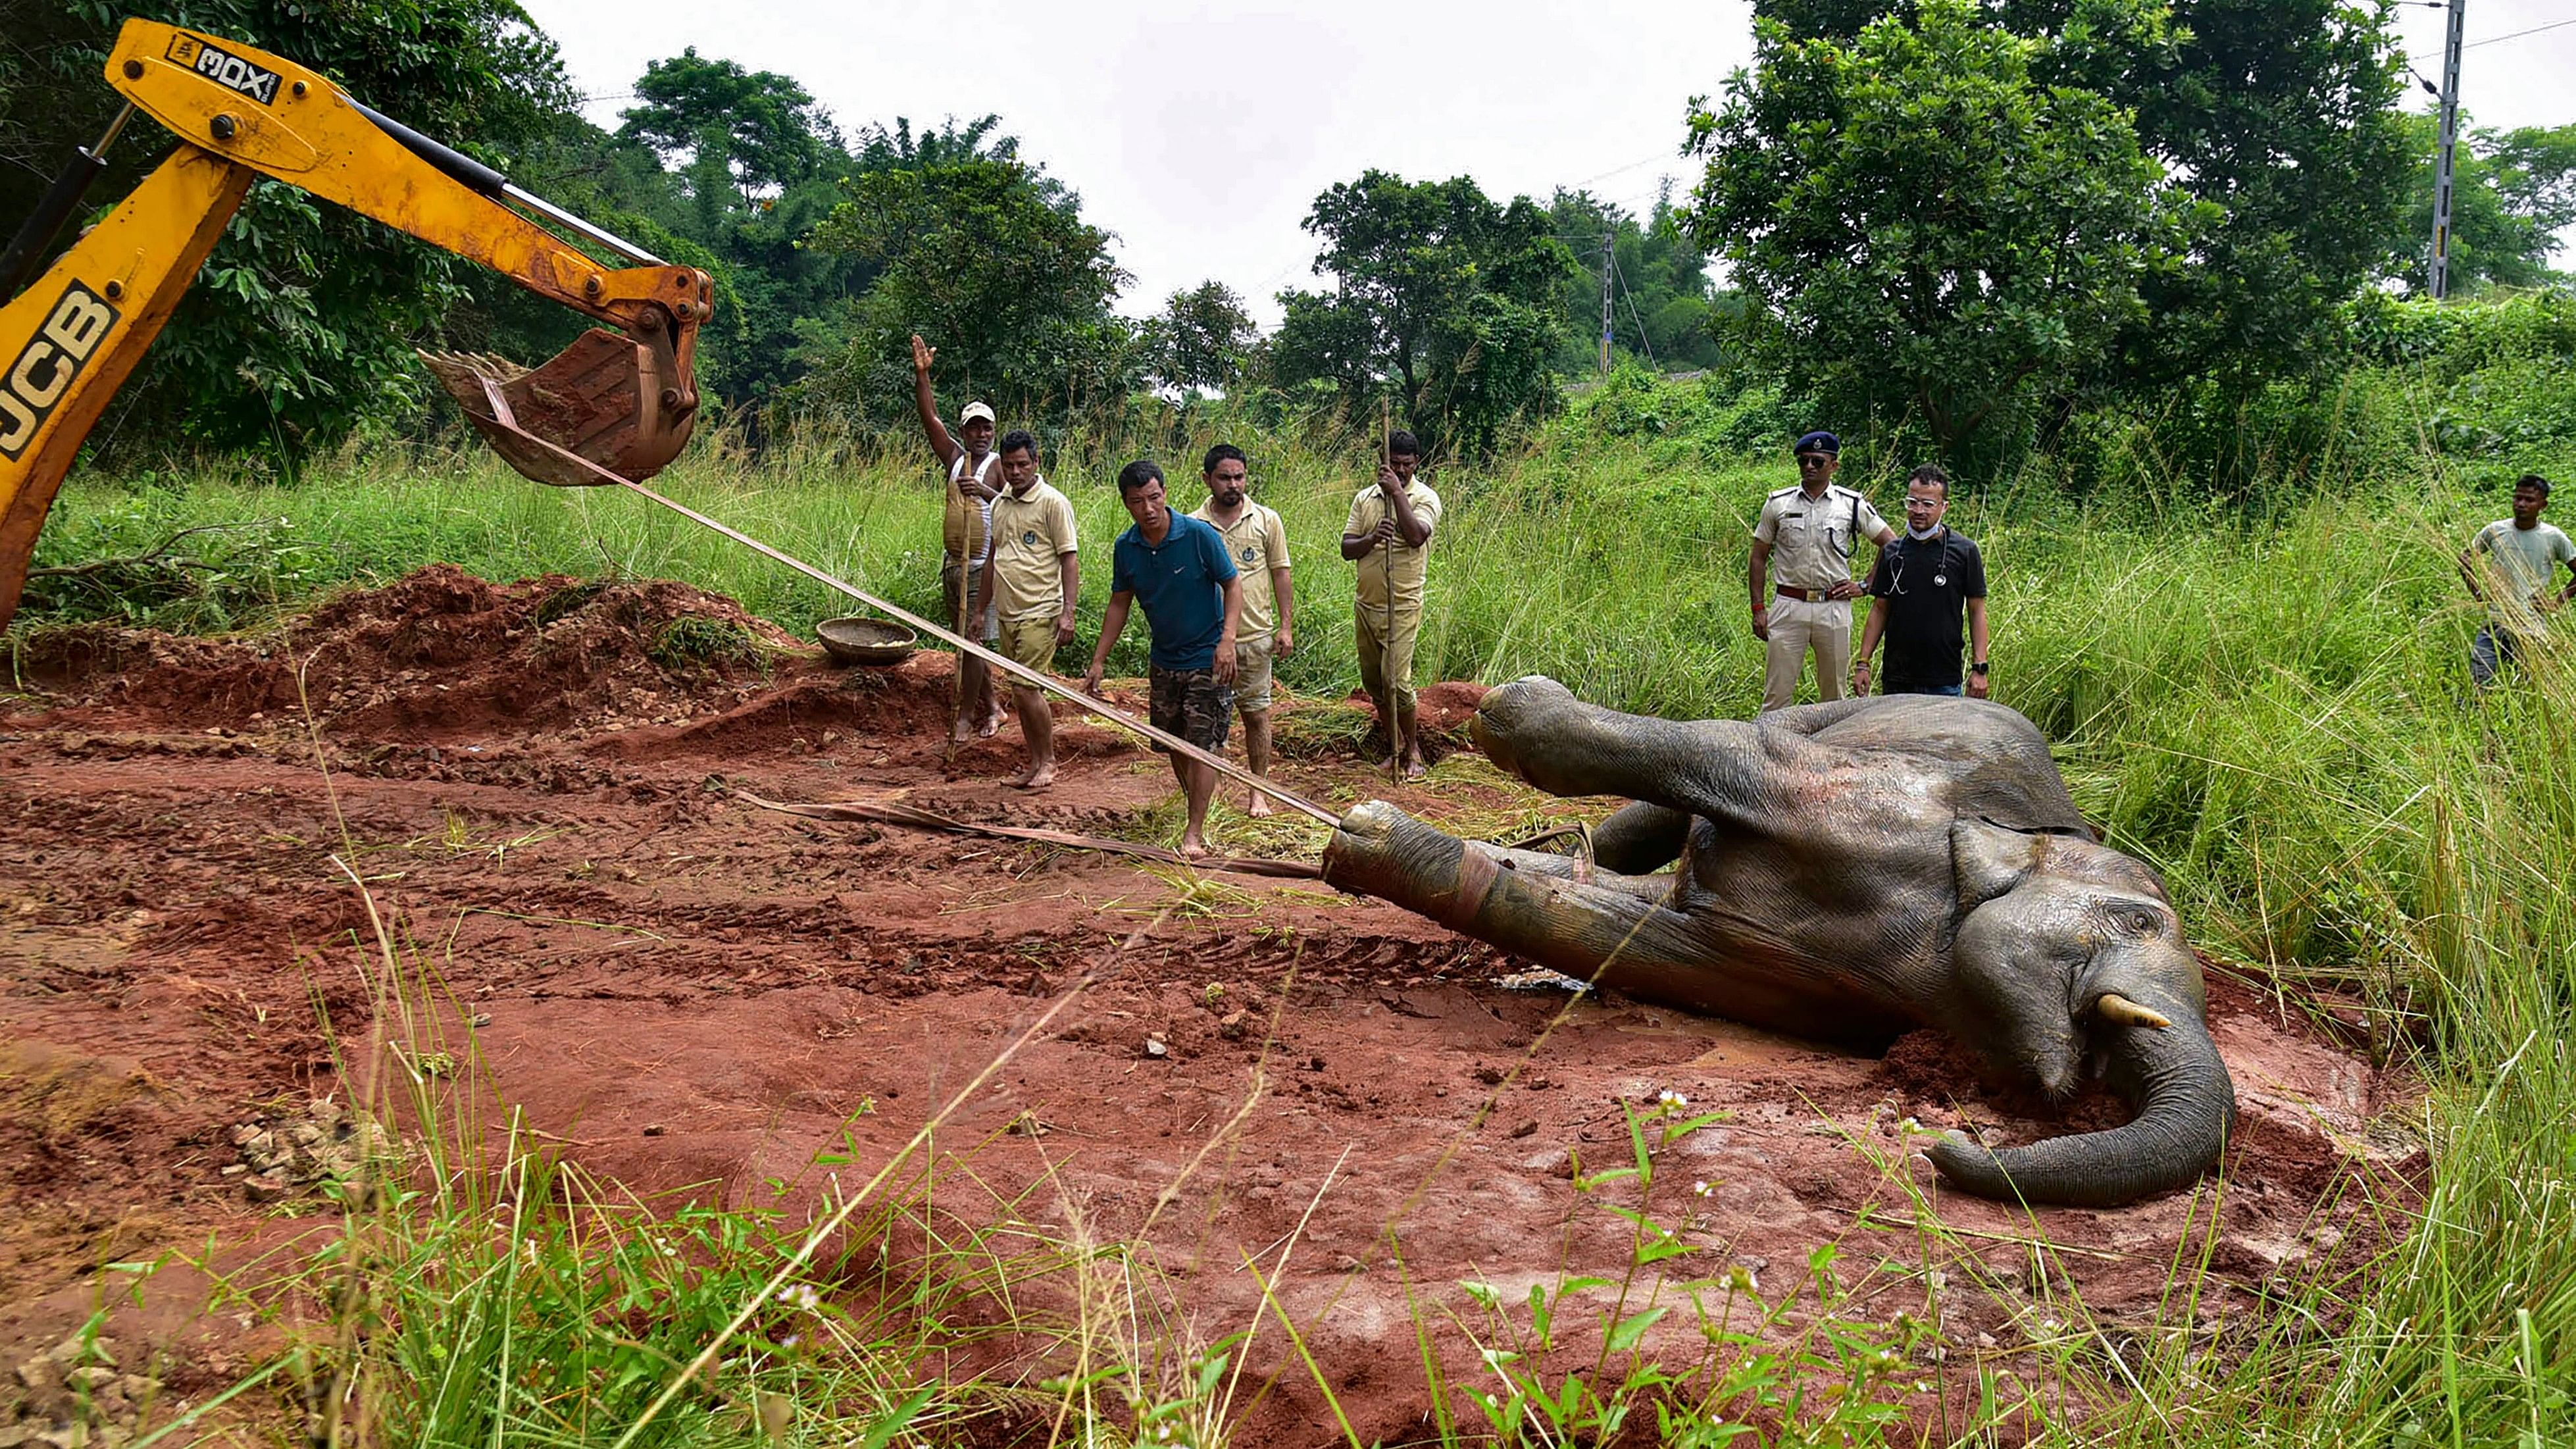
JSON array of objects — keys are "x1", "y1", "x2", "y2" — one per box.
[
  {"x1": 1793, "y1": 430, "x2": 1840, "y2": 456},
  {"x1": 960, "y1": 401, "x2": 996, "y2": 425}
]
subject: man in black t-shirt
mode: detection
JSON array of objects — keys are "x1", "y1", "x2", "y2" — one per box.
[{"x1": 1852, "y1": 465, "x2": 1991, "y2": 698}]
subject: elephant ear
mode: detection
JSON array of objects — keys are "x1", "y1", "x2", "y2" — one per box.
[{"x1": 1952, "y1": 818, "x2": 2051, "y2": 909}]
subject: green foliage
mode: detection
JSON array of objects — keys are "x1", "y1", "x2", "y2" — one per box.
[
  {"x1": 1548, "y1": 188, "x2": 1732, "y2": 375},
  {"x1": 801, "y1": 149, "x2": 1134, "y2": 425},
  {"x1": 1687, "y1": 0, "x2": 2165, "y2": 461},
  {"x1": 2024, "y1": 0, "x2": 2414, "y2": 395},
  {"x1": 1738, "y1": 0, "x2": 2414, "y2": 473},
  {"x1": 645, "y1": 613, "x2": 760, "y2": 672},
  {"x1": 24, "y1": 0, "x2": 575, "y2": 459},
  {"x1": 1434, "y1": 1095, "x2": 1926, "y2": 1447},
  {"x1": 2387, "y1": 112, "x2": 2576, "y2": 293},
  {"x1": 1273, "y1": 169, "x2": 1574, "y2": 457},
  {"x1": 616, "y1": 47, "x2": 842, "y2": 202},
  {"x1": 1144, "y1": 280, "x2": 1257, "y2": 395}
]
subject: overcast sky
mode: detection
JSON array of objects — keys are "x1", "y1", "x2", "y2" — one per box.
[{"x1": 518, "y1": 0, "x2": 2575, "y2": 326}]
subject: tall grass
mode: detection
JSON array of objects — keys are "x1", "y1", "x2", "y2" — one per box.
[{"x1": 25, "y1": 394, "x2": 2576, "y2": 1442}]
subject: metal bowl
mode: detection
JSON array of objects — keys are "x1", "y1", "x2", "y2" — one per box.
[{"x1": 816, "y1": 616, "x2": 918, "y2": 667}]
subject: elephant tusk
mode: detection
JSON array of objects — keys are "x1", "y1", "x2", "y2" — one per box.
[{"x1": 2096, "y1": 993, "x2": 2173, "y2": 1030}]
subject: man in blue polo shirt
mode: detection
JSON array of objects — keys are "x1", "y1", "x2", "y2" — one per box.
[{"x1": 1082, "y1": 459, "x2": 1243, "y2": 858}]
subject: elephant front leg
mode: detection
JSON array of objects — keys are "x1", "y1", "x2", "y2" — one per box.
[
  {"x1": 1473, "y1": 676, "x2": 1767, "y2": 822},
  {"x1": 1325, "y1": 801, "x2": 1906, "y2": 1044}
]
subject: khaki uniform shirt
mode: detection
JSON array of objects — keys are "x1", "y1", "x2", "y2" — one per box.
[
  {"x1": 1190, "y1": 499, "x2": 1292, "y2": 638},
  {"x1": 1752, "y1": 482, "x2": 1888, "y2": 593},
  {"x1": 1345, "y1": 480, "x2": 1444, "y2": 614},
  {"x1": 985, "y1": 478, "x2": 1078, "y2": 623}
]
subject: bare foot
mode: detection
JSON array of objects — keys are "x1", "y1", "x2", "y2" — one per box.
[
  {"x1": 978, "y1": 713, "x2": 1003, "y2": 739},
  {"x1": 950, "y1": 717, "x2": 975, "y2": 744},
  {"x1": 1246, "y1": 790, "x2": 1275, "y2": 818},
  {"x1": 1179, "y1": 834, "x2": 1209, "y2": 860},
  {"x1": 1013, "y1": 763, "x2": 1055, "y2": 790},
  {"x1": 1402, "y1": 753, "x2": 1428, "y2": 781}
]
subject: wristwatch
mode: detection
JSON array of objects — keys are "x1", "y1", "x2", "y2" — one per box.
[{"x1": 1971, "y1": 661, "x2": 1990, "y2": 676}]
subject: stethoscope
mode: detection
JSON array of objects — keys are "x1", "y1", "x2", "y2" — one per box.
[{"x1": 1887, "y1": 527, "x2": 1951, "y2": 596}]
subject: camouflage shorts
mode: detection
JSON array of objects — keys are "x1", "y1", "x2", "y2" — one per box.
[{"x1": 1148, "y1": 665, "x2": 1234, "y2": 753}]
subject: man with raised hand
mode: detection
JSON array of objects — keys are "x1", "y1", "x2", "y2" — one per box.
[
  {"x1": 911, "y1": 333, "x2": 1003, "y2": 740},
  {"x1": 971, "y1": 430, "x2": 1079, "y2": 788},
  {"x1": 1084, "y1": 461, "x2": 1242, "y2": 859},
  {"x1": 1748, "y1": 430, "x2": 1895, "y2": 713},
  {"x1": 1191, "y1": 443, "x2": 1295, "y2": 816},
  {"x1": 1340, "y1": 429, "x2": 1440, "y2": 779},
  {"x1": 1852, "y1": 465, "x2": 1990, "y2": 699},
  {"x1": 2460, "y1": 472, "x2": 2576, "y2": 688}
]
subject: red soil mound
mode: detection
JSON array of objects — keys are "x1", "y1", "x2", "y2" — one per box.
[{"x1": 13, "y1": 564, "x2": 803, "y2": 740}]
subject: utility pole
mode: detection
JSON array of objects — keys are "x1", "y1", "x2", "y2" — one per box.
[
  {"x1": 2430, "y1": 0, "x2": 2467, "y2": 299},
  {"x1": 1599, "y1": 228, "x2": 1615, "y2": 378}
]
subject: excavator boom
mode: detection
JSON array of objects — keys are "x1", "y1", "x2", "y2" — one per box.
[{"x1": 0, "y1": 18, "x2": 714, "y2": 629}]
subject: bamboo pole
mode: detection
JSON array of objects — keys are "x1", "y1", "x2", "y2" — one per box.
[{"x1": 1378, "y1": 398, "x2": 1400, "y2": 784}]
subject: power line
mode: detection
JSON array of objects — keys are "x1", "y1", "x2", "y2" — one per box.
[
  {"x1": 2465, "y1": 16, "x2": 2576, "y2": 48},
  {"x1": 1565, "y1": 149, "x2": 1679, "y2": 193},
  {"x1": 1612, "y1": 251, "x2": 1656, "y2": 371}
]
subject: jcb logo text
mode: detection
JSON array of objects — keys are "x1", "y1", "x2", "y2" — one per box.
[{"x1": 0, "y1": 284, "x2": 120, "y2": 461}]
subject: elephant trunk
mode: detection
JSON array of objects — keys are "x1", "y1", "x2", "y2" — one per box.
[{"x1": 1924, "y1": 988, "x2": 2234, "y2": 1208}]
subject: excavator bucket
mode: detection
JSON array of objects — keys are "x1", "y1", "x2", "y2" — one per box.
[{"x1": 420, "y1": 327, "x2": 696, "y2": 487}]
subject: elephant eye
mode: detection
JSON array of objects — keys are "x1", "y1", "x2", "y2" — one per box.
[{"x1": 2123, "y1": 907, "x2": 2162, "y2": 934}]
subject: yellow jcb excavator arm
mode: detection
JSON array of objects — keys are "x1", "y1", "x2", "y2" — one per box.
[{"x1": 0, "y1": 18, "x2": 714, "y2": 630}]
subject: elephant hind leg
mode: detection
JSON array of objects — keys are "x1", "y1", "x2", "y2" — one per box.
[{"x1": 1594, "y1": 802, "x2": 1692, "y2": 875}]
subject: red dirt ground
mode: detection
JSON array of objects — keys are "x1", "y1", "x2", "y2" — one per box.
[{"x1": 0, "y1": 567, "x2": 2422, "y2": 1444}]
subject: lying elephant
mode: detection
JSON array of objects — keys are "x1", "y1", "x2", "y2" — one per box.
[{"x1": 1322, "y1": 678, "x2": 2234, "y2": 1208}]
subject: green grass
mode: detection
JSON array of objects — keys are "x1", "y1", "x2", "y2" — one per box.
[{"x1": 24, "y1": 393, "x2": 2576, "y2": 1443}]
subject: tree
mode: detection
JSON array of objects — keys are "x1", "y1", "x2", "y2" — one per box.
[
  {"x1": 803, "y1": 151, "x2": 1132, "y2": 419},
  {"x1": 1146, "y1": 281, "x2": 1256, "y2": 395},
  {"x1": 2385, "y1": 114, "x2": 2576, "y2": 293},
  {"x1": 1688, "y1": 0, "x2": 2163, "y2": 460},
  {"x1": 617, "y1": 49, "x2": 840, "y2": 207},
  {"x1": 6, "y1": 0, "x2": 575, "y2": 457},
  {"x1": 1271, "y1": 170, "x2": 1572, "y2": 455},
  {"x1": 1754, "y1": 0, "x2": 2414, "y2": 396}
]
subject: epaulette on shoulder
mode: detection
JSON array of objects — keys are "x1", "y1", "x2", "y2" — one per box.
[{"x1": 1765, "y1": 485, "x2": 1802, "y2": 499}]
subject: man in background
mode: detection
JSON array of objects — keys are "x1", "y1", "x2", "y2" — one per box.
[
  {"x1": 1341, "y1": 429, "x2": 1440, "y2": 778},
  {"x1": 1084, "y1": 461, "x2": 1242, "y2": 859},
  {"x1": 971, "y1": 430, "x2": 1079, "y2": 788},
  {"x1": 2460, "y1": 472, "x2": 2576, "y2": 687},
  {"x1": 1748, "y1": 430, "x2": 1894, "y2": 713},
  {"x1": 1852, "y1": 465, "x2": 1990, "y2": 699},
  {"x1": 911, "y1": 333, "x2": 1003, "y2": 740},
  {"x1": 1192, "y1": 444, "x2": 1295, "y2": 815}
]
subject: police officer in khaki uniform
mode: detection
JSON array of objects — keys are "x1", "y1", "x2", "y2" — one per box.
[{"x1": 1748, "y1": 431, "x2": 1894, "y2": 713}]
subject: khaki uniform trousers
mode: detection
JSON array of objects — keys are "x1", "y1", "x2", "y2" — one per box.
[{"x1": 1761, "y1": 596, "x2": 1852, "y2": 713}]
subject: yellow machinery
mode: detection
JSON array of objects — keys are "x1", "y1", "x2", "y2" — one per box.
[{"x1": 0, "y1": 18, "x2": 713, "y2": 630}]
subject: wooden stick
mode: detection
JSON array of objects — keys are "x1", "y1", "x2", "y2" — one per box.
[{"x1": 1379, "y1": 399, "x2": 1401, "y2": 783}]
